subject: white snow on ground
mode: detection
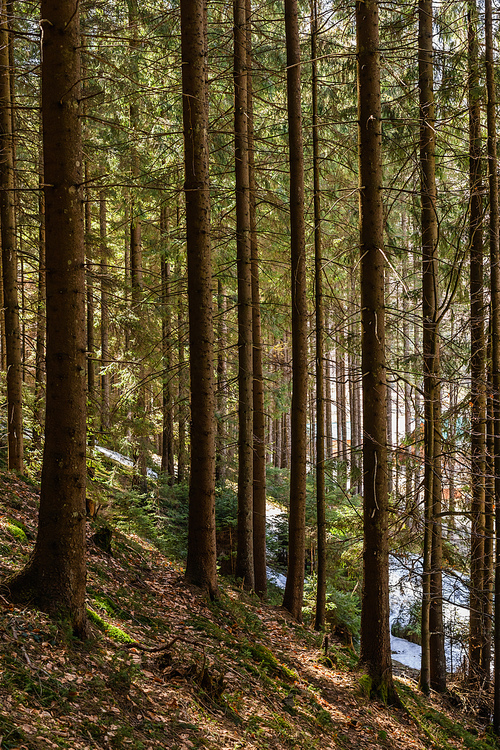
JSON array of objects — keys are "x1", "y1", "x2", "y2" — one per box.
[
  {"x1": 266, "y1": 504, "x2": 470, "y2": 673},
  {"x1": 389, "y1": 555, "x2": 468, "y2": 672},
  {"x1": 94, "y1": 445, "x2": 158, "y2": 479}
]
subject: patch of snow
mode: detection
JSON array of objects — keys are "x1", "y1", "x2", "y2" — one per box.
[
  {"x1": 267, "y1": 567, "x2": 287, "y2": 589},
  {"x1": 94, "y1": 445, "x2": 158, "y2": 479},
  {"x1": 389, "y1": 555, "x2": 468, "y2": 672}
]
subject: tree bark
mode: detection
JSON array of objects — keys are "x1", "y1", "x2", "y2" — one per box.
[
  {"x1": 85, "y1": 167, "x2": 95, "y2": 407},
  {"x1": 100, "y1": 191, "x2": 110, "y2": 434},
  {"x1": 234, "y1": 0, "x2": 254, "y2": 590},
  {"x1": 311, "y1": 0, "x2": 326, "y2": 631},
  {"x1": 357, "y1": 0, "x2": 395, "y2": 701},
  {"x1": 129, "y1": 0, "x2": 147, "y2": 491},
  {"x1": 160, "y1": 207, "x2": 174, "y2": 481},
  {"x1": 282, "y1": 0, "x2": 308, "y2": 621},
  {"x1": 7, "y1": 0, "x2": 87, "y2": 636},
  {"x1": 177, "y1": 257, "x2": 187, "y2": 484},
  {"x1": 216, "y1": 279, "x2": 226, "y2": 484},
  {"x1": 418, "y1": 0, "x2": 446, "y2": 695},
  {"x1": 485, "y1": 0, "x2": 500, "y2": 730},
  {"x1": 182, "y1": 0, "x2": 218, "y2": 598},
  {"x1": 0, "y1": 0, "x2": 23, "y2": 472},
  {"x1": 468, "y1": 0, "x2": 487, "y2": 684},
  {"x1": 33, "y1": 136, "x2": 46, "y2": 449},
  {"x1": 247, "y1": 0, "x2": 267, "y2": 598}
]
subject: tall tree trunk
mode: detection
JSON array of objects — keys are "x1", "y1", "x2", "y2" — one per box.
[
  {"x1": 282, "y1": 0, "x2": 308, "y2": 621},
  {"x1": 7, "y1": 0, "x2": 87, "y2": 636},
  {"x1": 182, "y1": 0, "x2": 218, "y2": 598},
  {"x1": 234, "y1": 0, "x2": 254, "y2": 590},
  {"x1": 0, "y1": 0, "x2": 23, "y2": 472},
  {"x1": 33, "y1": 139, "x2": 46, "y2": 449},
  {"x1": 349, "y1": 264, "x2": 361, "y2": 494},
  {"x1": 85, "y1": 167, "x2": 95, "y2": 407},
  {"x1": 216, "y1": 279, "x2": 226, "y2": 484},
  {"x1": 484, "y1": 355, "x2": 494, "y2": 686},
  {"x1": 177, "y1": 257, "x2": 187, "y2": 483},
  {"x1": 419, "y1": 0, "x2": 446, "y2": 695},
  {"x1": 247, "y1": 0, "x2": 267, "y2": 598},
  {"x1": 160, "y1": 207, "x2": 174, "y2": 481},
  {"x1": 357, "y1": 0, "x2": 395, "y2": 701},
  {"x1": 311, "y1": 0, "x2": 326, "y2": 630},
  {"x1": 403, "y1": 251, "x2": 413, "y2": 520},
  {"x1": 129, "y1": 0, "x2": 147, "y2": 491},
  {"x1": 485, "y1": 0, "x2": 500, "y2": 730},
  {"x1": 100, "y1": 191, "x2": 110, "y2": 434},
  {"x1": 468, "y1": 0, "x2": 486, "y2": 684}
]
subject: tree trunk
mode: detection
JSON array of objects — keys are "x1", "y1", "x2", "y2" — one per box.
[
  {"x1": 485, "y1": 0, "x2": 500, "y2": 730},
  {"x1": 468, "y1": 0, "x2": 486, "y2": 684},
  {"x1": 182, "y1": 0, "x2": 218, "y2": 598},
  {"x1": 7, "y1": 0, "x2": 87, "y2": 636},
  {"x1": 419, "y1": 0, "x2": 446, "y2": 694},
  {"x1": 160, "y1": 207, "x2": 175, "y2": 482},
  {"x1": 282, "y1": 0, "x2": 308, "y2": 621},
  {"x1": 177, "y1": 257, "x2": 187, "y2": 483},
  {"x1": 0, "y1": 0, "x2": 23, "y2": 472},
  {"x1": 484, "y1": 357, "x2": 494, "y2": 686},
  {"x1": 311, "y1": 0, "x2": 326, "y2": 630},
  {"x1": 356, "y1": 0, "x2": 395, "y2": 701},
  {"x1": 216, "y1": 279, "x2": 226, "y2": 484},
  {"x1": 100, "y1": 191, "x2": 110, "y2": 434},
  {"x1": 234, "y1": 0, "x2": 254, "y2": 590},
  {"x1": 247, "y1": 0, "x2": 267, "y2": 598},
  {"x1": 85, "y1": 166, "x2": 95, "y2": 407},
  {"x1": 33, "y1": 138, "x2": 46, "y2": 449},
  {"x1": 129, "y1": 0, "x2": 147, "y2": 491}
]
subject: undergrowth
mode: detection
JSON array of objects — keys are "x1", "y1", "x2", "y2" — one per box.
[{"x1": 0, "y1": 465, "x2": 499, "y2": 750}]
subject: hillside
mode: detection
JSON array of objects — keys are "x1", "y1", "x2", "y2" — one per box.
[{"x1": 0, "y1": 467, "x2": 497, "y2": 750}]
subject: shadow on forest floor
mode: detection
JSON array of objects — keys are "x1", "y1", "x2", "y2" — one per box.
[{"x1": 0, "y1": 467, "x2": 497, "y2": 750}]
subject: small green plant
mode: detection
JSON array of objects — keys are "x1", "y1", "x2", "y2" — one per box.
[
  {"x1": 358, "y1": 674, "x2": 372, "y2": 699},
  {"x1": 87, "y1": 607, "x2": 135, "y2": 643},
  {"x1": 3, "y1": 519, "x2": 28, "y2": 542}
]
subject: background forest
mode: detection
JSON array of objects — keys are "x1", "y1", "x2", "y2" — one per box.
[{"x1": 1, "y1": 0, "x2": 500, "y2": 729}]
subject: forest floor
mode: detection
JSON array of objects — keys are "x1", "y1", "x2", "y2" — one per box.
[{"x1": 0, "y1": 466, "x2": 498, "y2": 750}]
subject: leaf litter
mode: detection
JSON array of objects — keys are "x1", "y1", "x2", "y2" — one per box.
[{"x1": 0, "y1": 468, "x2": 497, "y2": 750}]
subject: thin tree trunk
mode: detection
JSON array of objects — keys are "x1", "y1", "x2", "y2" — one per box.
[
  {"x1": 182, "y1": 0, "x2": 218, "y2": 597},
  {"x1": 282, "y1": 0, "x2": 308, "y2": 621},
  {"x1": 33, "y1": 122, "x2": 46, "y2": 449},
  {"x1": 160, "y1": 207, "x2": 174, "y2": 482},
  {"x1": 485, "y1": 0, "x2": 500, "y2": 729},
  {"x1": 177, "y1": 257, "x2": 187, "y2": 483},
  {"x1": 419, "y1": 0, "x2": 446, "y2": 695},
  {"x1": 85, "y1": 168, "x2": 95, "y2": 407},
  {"x1": 247, "y1": 0, "x2": 266, "y2": 598},
  {"x1": 129, "y1": 0, "x2": 147, "y2": 491},
  {"x1": 100, "y1": 191, "x2": 110, "y2": 434},
  {"x1": 468, "y1": 0, "x2": 486, "y2": 683},
  {"x1": 216, "y1": 279, "x2": 226, "y2": 484},
  {"x1": 311, "y1": 0, "x2": 325, "y2": 630},
  {"x1": 0, "y1": 0, "x2": 22, "y2": 472},
  {"x1": 484, "y1": 351, "x2": 494, "y2": 686}
]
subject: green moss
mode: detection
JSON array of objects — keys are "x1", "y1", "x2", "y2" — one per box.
[
  {"x1": 3, "y1": 520, "x2": 27, "y2": 542},
  {"x1": 243, "y1": 641, "x2": 297, "y2": 681},
  {"x1": 0, "y1": 714, "x2": 26, "y2": 750},
  {"x1": 86, "y1": 607, "x2": 135, "y2": 643}
]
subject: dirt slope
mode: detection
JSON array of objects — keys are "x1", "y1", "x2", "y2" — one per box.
[{"x1": 0, "y1": 469, "x2": 496, "y2": 750}]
